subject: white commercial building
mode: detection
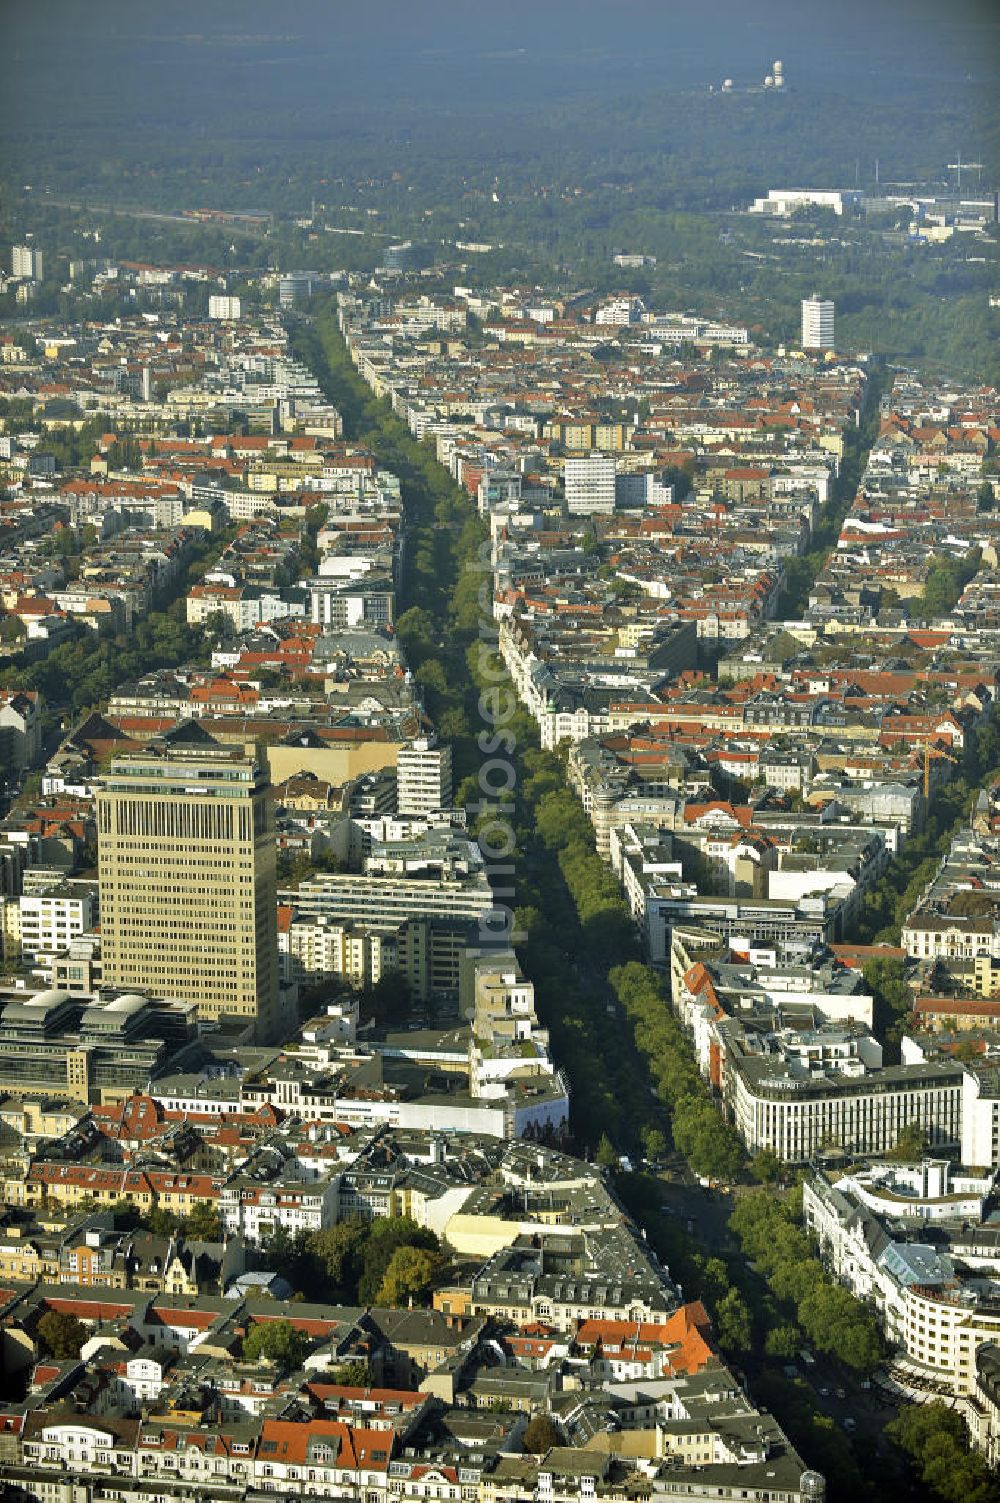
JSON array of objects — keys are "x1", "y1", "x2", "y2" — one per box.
[
  {"x1": 615, "y1": 471, "x2": 675, "y2": 508},
  {"x1": 208, "y1": 294, "x2": 242, "y2": 320},
  {"x1": 750, "y1": 189, "x2": 861, "y2": 218},
  {"x1": 11, "y1": 245, "x2": 43, "y2": 280},
  {"x1": 595, "y1": 296, "x2": 645, "y2": 327},
  {"x1": 396, "y1": 737, "x2": 453, "y2": 815},
  {"x1": 726, "y1": 1044, "x2": 963, "y2": 1164},
  {"x1": 278, "y1": 271, "x2": 319, "y2": 308},
  {"x1": 564, "y1": 454, "x2": 616, "y2": 516},
  {"x1": 962, "y1": 1066, "x2": 1000, "y2": 1168},
  {"x1": 17, "y1": 885, "x2": 96, "y2": 964},
  {"x1": 801, "y1": 294, "x2": 835, "y2": 351},
  {"x1": 805, "y1": 1164, "x2": 1000, "y2": 1401},
  {"x1": 308, "y1": 578, "x2": 394, "y2": 629}
]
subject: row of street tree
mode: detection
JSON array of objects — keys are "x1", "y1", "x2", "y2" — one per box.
[{"x1": 294, "y1": 298, "x2": 994, "y2": 1501}]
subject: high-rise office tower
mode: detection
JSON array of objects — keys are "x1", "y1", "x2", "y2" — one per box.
[
  {"x1": 396, "y1": 736, "x2": 453, "y2": 815},
  {"x1": 208, "y1": 294, "x2": 242, "y2": 320},
  {"x1": 97, "y1": 722, "x2": 279, "y2": 1040},
  {"x1": 11, "y1": 245, "x2": 43, "y2": 281},
  {"x1": 801, "y1": 294, "x2": 835, "y2": 351},
  {"x1": 564, "y1": 454, "x2": 617, "y2": 515}
]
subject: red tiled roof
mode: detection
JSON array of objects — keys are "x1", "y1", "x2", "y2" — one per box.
[
  {"x1": 574, "y1": 1303, "x2": 714, "y2": 1374},
  {"x1": 915, "y1": 996, "x2": 1000, "y2": 1019}
]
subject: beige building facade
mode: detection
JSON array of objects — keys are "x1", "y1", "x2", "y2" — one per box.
[{"x1": 96, "y1": 724, "x2": 279, "y2": 1039}]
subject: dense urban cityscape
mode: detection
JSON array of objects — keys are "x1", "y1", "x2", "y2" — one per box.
[{"x1": 0, "y1": 4, "x2": 998, "y2": 1502}]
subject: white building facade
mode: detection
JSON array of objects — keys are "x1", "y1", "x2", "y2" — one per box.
[
  {"x1": 801, "y1": 295, "x2": 835, "y2": 351},
  {"x1": 564, "y1": 455, "x2": 616, "y2": 516}
]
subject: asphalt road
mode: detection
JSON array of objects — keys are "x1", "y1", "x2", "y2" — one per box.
[
  {"x1": 809, "y1": 1360, "x2": 901, "y2": 1446},
  {"x1": 650, "y1": 1163, "x2": 906, "y2": 1461},
  {"x1": 654, "y1": 1158, "x2": 741, "y2": 1253}
]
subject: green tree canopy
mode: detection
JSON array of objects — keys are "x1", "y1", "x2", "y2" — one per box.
[
  {"x1": 729, "y1": 1191, "x2": 883, "y2": 1373},
  {"x1": 327, "y1": 1359, "x2": 372, "y2": 1386},
  {"x1": 887, "y1": 1121, "x2": 928, "y2": 1161},
  {"x1": 863, "y1": 957, "x2": 915, "y2": 1039},
  {"x1": 309, "y1": 1221, "x2": 368, "y2": 1297},
  {"x1": 714, "y1": 1287, "x2": 753, "y2": 1355},
  {"x1": 949, "y1": 889, "x2": 997, "y2": 918},
  {"x1": 37, "y1": 1309, "x2": 86, "y2": 1360},
  {"x1": 887, "y1": 1402, "x2": 1000, "y2": 1503},
  {"x1": 365, "y1": 969, "x2": 411, "y2": 1027},
  {"x1": 750, "y1": 1148, "x2": 783, "y2": 1184},
  {"x1": 763, "y1": 1324, "x2": 800, "y2": 1359},
  {"x1": 108, "y1": 1198, "x2": 142, "y2": 1231},
  {"x1": 915, "y1": 548, "x2": 981, "y2": 620},
  {"x1": 358, "y1": 1217, "x2": 440, "y2": 1306},
  {"x1": 523, "y1": 1413, "x2": 562, "y2": 1454},
  {"x1": 242, "y1": 1318, "x2": 310, "y2": 1369},
  {"x1": 143, "y1": 1207, "x2": 177, "y2": 1237},
  {"x1": 185, "y1": 1201, "x2": 222, "y2": 1241},
  {"x1": 596, "y1": 1133, "x2": 618, "y2": 1170},
  {"x1": 376, "y1": 1245, "x2": 443, "y2": 1307}
]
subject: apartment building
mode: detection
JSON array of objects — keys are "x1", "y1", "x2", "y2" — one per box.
[
  {"x1": 208, "y1": 294, "x2": 242, "y2": 320},
  {"x1": 283, "y1": 869, "x2": 494, "y2": 999},
  {"x1": 0, "y1": 690, "x2": 42, "y2": 771},
  {"x1": 279, "y1": 909, "x2": 395, "y2": 991},
  {"x1": 902, "y1": 910, "x2": 1000, "y2": 964}
]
